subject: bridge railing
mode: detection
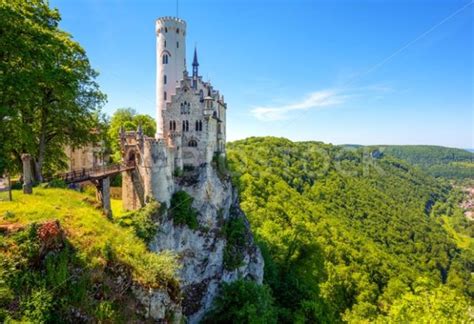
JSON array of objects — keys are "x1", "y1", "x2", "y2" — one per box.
[{"x1": 57, "y1": 161, "x2": 136, "y2": 183}]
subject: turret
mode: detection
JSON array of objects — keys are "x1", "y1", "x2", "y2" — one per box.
[{"x1": 155, "y1": 17, "x2": 187, "y2": 139}]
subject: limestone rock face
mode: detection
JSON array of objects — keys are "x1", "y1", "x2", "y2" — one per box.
[{"x1": 145, "y1": 165, "x2": 264, "y2": 323}]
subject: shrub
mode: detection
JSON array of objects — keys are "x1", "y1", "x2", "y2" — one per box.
[
  {"x1": 170, "y1": 191, "x2": 198, "y2": 229},
  {"x1": 47, "y1": 179, "x2": 67, "y2": 188},
  {"x1": 223, "y1": 216, "x2": 247, "y2": 270},
  {"x1": 110, "y1": 173, "x2": 122, "y2": 187},
  {"x1": 21, "y1": 287, "x2": 54, "y2": 323},
  {"x1": 115, "y1": 201, "x2": 160, "y2": 244},
  {"x1": 203, "y1": 280, "x2": 277, "y2": 323}
]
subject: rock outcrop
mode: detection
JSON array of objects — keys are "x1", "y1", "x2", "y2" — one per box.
[{"x1": 136, "y1": 165, "x2": 264, "y2": 323}]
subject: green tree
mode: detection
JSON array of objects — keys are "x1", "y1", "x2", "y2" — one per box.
[
  {"x1": 203, "y1": 280, "x2": 277, "y2": 324},
  {"x1": 0, "y1": 0, "x2": 106, "y2": 180},
  {"x1": 108, "y1": 108, "x2": 156, "y2": 161}
]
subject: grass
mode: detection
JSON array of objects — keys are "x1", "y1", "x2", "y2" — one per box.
[{"x1": 0, "y1": 188, "x2": 178, "y2": 289}]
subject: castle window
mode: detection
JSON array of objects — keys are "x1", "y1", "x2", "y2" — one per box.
[
  {"x1": 199, "y1": 90, "x2": 204, "y2": 102},
  {"x1": 176, "y1": 28, "x2": 180, "y2": 34},
  {"x1": 196, "y1": 120, "x2": 203, "y2": 131},
  {"x1": 173, "y1": 121, "x2": 176, "y2": 130},
  {"x1": 177, "y1": 41, "x2": 179, "y2": 48},
  {"x1": 188, "y1": 140, "x2": 197, "y2": 147},
  {"x1": 162, "y1": 54, "x2": 169, "y2": 64},
  {"x1": 164, "y1": 40, "x2": 166, "y2": 48},
  {"x1": 165, "y1": 27, "x2": 168, "y2": 33},
  {"x1": 164, "y1": 91, "x2": 167, "y2": 101},
  {"x1": 164, "y1": 75, "x2": 167, "y2": 84},
  {"x1": 180, "y1": 103, "x2": 184, "y2": 114}
]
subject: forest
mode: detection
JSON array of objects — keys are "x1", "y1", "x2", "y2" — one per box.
[
  {"x1": 219, "y1": 137, "x2": 472, "y2": 322},
  {"x1": 366, "y1": 145, "x2": 474, "y2": 180}
]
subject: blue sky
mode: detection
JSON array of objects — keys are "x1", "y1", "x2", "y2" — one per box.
[{"x1": 50, "y1": 0, "x2": 473, "y2": 148}]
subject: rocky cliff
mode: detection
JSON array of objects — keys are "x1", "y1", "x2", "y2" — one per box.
[{"x1": 134, "y1": 164, "x2": 264, "y2": 323}]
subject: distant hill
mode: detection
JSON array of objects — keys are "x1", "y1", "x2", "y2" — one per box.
[
  {"x1": 372, "y1": 145, "x2": 473, "y2": 180},
  {"x1": 227, "y1": 137, "x2": 472, "y2": 323}
]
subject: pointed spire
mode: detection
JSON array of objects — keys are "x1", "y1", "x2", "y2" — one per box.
[{"x1": 192, "y1": 46, "x2": 199, "y2": 67}]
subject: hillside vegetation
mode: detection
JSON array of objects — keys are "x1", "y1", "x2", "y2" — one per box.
[
  {"x1": 372, "y1": 145, "x2": 474, "y2": 180},
  {"x1": 226, "y1": 137, "x2": 472, "y2": 323},
  {"x1": 0, "y1": 188, "x2": 178, "y2": 322}
]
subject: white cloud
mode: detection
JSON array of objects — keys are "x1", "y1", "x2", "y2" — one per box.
[
  {"x1": 250, "y1": 89, "x2": 347, "y2": 121},
  {"x1": 250, "y1": 85, "x2": 392, "y2": 121}
]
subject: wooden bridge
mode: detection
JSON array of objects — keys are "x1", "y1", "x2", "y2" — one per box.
[
  {"x1": 56, "y1": 162, "x2": 136, "y2": 218},
  {"x1": 58, "y1": 162, "x2": 136, "y2": 184}
]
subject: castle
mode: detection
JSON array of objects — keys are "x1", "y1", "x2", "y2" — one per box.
[{"x1": 120, "y1": 17, "x2": 227, "y2": 210}]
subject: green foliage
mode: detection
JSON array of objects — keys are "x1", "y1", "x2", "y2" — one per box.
[
  {"x1": 378, "y1": 283, "x2": 471, "y2": 323},
  {"x1": 115, "y1": 200, "x2": 159, "y2": 243},
  {"x1": 375, "y1": 145, "x2": 474, "y2": 179},
  {"x1": 223, "y1": 216, "x2": 247, "y2": 270},
  {"x1": 47, "y1": 178, "x2": 67, "y2": 188},
  {"x1": 170, "y1": 191, "x2": 198, "y2": 229},
  {"x1": 203, "y1": 280, "x2": 277, "y2": 324},
  {"x1": 0, "y1": 188, "x2": 179, "y2": 321},
  {"x1": 227, "y1": 137, "x2": 473, "y2": 323},
  {"x1": 0, "y1": 0, "x2": 106, "y2": 180},
  {"x1": 108, "y1": 108, "x2": 156, "y2": 162}
]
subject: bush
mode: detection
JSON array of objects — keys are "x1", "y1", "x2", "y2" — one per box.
[
  {"x1": 223, "y1": 216, "x2": 247, "y2": 270},
  {"x1": 115, "y1": 201, "x2": 160, "y2": 243},
  {"x1": 203, "y1": 280, "x2": 277, "y2": 323},
  {"x1": 110, "y1": 173, "x2": 122, "y2": 187},
  {"x1": 170, "y1": 191, "x2": 198, "y2": 229},
  {"x1": 47, "y1": 178, "x2": 67, "y2": 188}
]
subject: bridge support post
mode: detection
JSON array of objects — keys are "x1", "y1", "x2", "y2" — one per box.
[{"x1": 95, "y1": 177, "x2": 112, "y2": 219}]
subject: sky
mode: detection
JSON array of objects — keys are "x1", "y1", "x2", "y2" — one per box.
[{"x1": 50, "y1": 0, "x2": 473, "y2": 148}]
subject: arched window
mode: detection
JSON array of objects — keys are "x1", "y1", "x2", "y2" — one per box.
[
  {"x1": 164, "y1": 91, "x2": 167, "y2": 101},
  {"x1": 162, "y1": 54, "x2": 169, "y2": 64},
  {"x1": 188, "y1": 140, "x2": 197, "y2": 147},
  {"x1": 164, "y1": 75, "x2": 167, "y2": 84}
]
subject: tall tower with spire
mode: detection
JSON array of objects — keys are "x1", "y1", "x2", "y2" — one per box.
[{"x1": 155, "y1": 17, "x2": 187, "y2": 138}]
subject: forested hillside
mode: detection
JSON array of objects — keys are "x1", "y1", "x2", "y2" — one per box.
[
  {"x1": 225, "y1": 137, "x2": 472, "y2": 322},
  {"x1": 371, "y1": 145, "x2": 474, "y2": 180}
]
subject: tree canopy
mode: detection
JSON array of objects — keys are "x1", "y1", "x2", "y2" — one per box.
[
  {"x1": 226, "y1": 137, "x2": 472, "y2": 322},
  {"x1": 107, "y1": 108, "x2": 156, "y2": 161},
  {"x1": 0, "y1": 0, "x2": 106, "y2": 179}
]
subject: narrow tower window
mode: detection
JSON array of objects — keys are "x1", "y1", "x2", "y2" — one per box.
[
  {"x1": 164, "y1": 91, "x2": 167, "y2": 101},
  {"x1": 164, "y1": 75, "x2": 167, "y2": 84},
  {"x1": 164, "y1": 40, "x2": 166, "y2": 48},
  {"x1": 176, "y1": 28, "x2": 180, "y2": 34},
  {"x1": 177, "y1": 41, "x2": 179, "y2": 48},
  {"x1": 162, "y1": 54, "x2": 169, "y2": 64}
]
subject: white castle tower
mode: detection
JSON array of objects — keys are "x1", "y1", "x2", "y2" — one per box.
[{"x1": 155, "y1": 17, "x2": 187, "y2": 138}]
